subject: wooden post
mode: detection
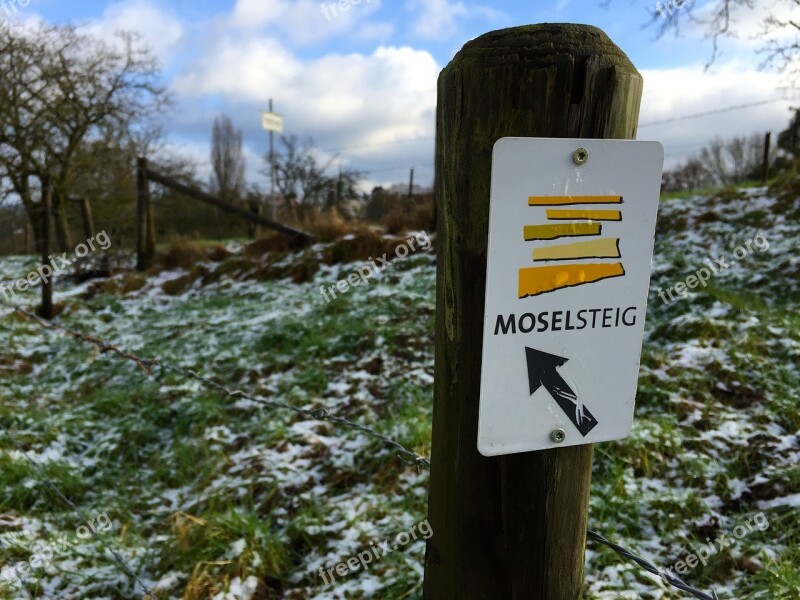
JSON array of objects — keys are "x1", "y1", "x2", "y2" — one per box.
[
  {"x1": 424, "y1": 24, "x2": 644, "y2": 600},
  {"x1": 40, "y1": 175, "x2": 54, "y2": 320},
  {"x1": 137, "y1": 157, "x2": 155, "y2": 271},
  {"x1": 24, "y1": 220, "x2": 32, "y2": 255},
  {"x1": 761, "y1": 132, "x2": 771, "y2": 184},
  {"x1": 146, "y1": 182, "x2": 157, "y2": 262}
]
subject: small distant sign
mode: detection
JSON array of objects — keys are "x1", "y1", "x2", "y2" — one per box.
[
  {"x1": 477, "y1": 137, "x2": 664, "y2": 456},
  {"x1": 262, "y1": 112, "x2": 284, "y2": 133}
]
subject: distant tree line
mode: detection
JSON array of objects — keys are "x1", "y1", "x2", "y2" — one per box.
[{"x1": 662, "y1": 108, "x2": 800, "y2": 192}]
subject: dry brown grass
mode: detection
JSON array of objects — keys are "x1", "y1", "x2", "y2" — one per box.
[
  {"x1": 769, "y1": 161, "x2": 800, "y2": 218},
  {"x1": 243, "y1": 235, "x2": 293, "y2": 256},
  {"x1": 321, "y1": 229, "x2": 396, "y2": 265},
  {"x1": 82, "y1": 205, "x2": 436, "y2": 301},
  {"x1": 160, "y1": 238, "x2": 208, "y2": 270},
  {"x1": 382, "y1": 200, "x2": 435, "y2": 234},
  {"x1": 206, "y1": 244, "x2": 233, "y2": 262}
]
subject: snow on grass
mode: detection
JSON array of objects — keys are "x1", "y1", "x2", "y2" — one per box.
[{"x1": 1, "y1": 185, "x2": 798, "y2": 599}]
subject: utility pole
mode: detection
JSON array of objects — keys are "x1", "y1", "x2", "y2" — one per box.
[
  {"x1": 761, "y1": 131, "x2": 771, "y2": 184},
  {"x1": 408, "y1": 167, "x2": 415, "y2": 200},
  {"x1": 262, "y1": 101, "x2": 284, "y2": 222},
  {"x1": 269, "y1": 98, "x2": 276, "y2": 221}
]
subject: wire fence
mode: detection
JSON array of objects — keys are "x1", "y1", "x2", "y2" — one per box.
[{"x1": 1, "y1": 300, "x2": 719, "y2": 600}]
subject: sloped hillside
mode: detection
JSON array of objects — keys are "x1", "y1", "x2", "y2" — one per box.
[{"x1": 0, "y1": 186, "x2": 798, "y2": 599}]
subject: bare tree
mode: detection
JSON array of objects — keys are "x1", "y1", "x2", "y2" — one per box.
[
  {"x1": 759, "y1": 1, "x2": 800, "y2": 87},
  {"x1": 700, "y1": 137, "x2": 731, "y2": 184},
  {"x1": 268, "y1": 136, "x2": 362, "y2": 222},
  {"x1": 211, "y1": 115, "x2": 245, "y2": 202},
  {"x1": 0, "y1": 22, "x2": 170, "y2": 252},
  {"x1": 727, "y1": 136, "x2": 748, "y2": 182},
  {"x1": 636, "y1": 0, "x2": 800, "y2": 87},
  {"x1": 662, "y1": 157, "x2": 715, "y2": 191}
]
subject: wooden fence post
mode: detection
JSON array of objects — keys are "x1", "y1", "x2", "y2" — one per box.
[
  {"x1": 24, "y1": 220, "x2": 32, "y2": 255},
  {"x1": 761, "y1": 132, "x2": 771, "y2": 184},
  {"x1": 137, "y1": 157, "x2": 155, "y2": 271},
  {"x1": 40, "y1": 174, "x2": 54, "y2": 320},
  {"x1": 424, "y1": 24, "x2": 644, "y2": 600},
  {"x1": 249, "y1": 197, "x2": 262, "y2": 239}
]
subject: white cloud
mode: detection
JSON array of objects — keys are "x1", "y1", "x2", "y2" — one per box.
[
  {"x1": 230, "y1": 0, "x2": 285, "y2": 28},
  {"x1": 639, "y1": 63, "x2": 794, "y2": 166},
  {"x1": 404, "y1": 0, "x2": 507, "y2": 41},
  {"x1": 406, "y1": 0, "x2": 468, "y2": 39},
  {"x1": 83, "y1": 0, "x2": 183, "y2": 59},
  {"x1": 172, "y1": 35, "x2": 438, "y2": 158},
  {"x1": 229, "y1": 0, "x2": 386, "y2": 45},
  {"x1": 355, "y1": 21, "x2": 395, "y2": 42}
]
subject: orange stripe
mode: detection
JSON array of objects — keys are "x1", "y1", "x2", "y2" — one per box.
[
  {"x1": 518, "y1": 263, "x2": 625, "y2": 298},
  {"x1": 532, "y1": 238, "x2": 621, "y2": 261},
  {"x1": 529, "y1": 195, "x2": 623, "y2": 206},
  {"x1": 523, "y1": 223, "x2": 601, "y2": 241},
  {"x1": 546, "y1": 209, "x2": 621, "y2": 221}
]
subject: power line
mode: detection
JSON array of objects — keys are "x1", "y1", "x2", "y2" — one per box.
[{"x1": 639, "y1": 98, "x2": 786, "y2": 128}]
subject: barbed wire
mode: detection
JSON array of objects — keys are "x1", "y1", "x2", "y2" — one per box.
[
  {"x1": 2, "y1": 300, "x2": 724, "y2": 600},
  {"x1": 2, "y1": 301, "x2": 430, "y2": 469},
  {"x1": 587, "y1": 531, "x2": 720, "y2": 600}
]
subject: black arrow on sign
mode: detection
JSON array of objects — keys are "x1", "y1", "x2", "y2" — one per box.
[{"x1": 525, "y1": 347, "x2": 599, "y2": 437}]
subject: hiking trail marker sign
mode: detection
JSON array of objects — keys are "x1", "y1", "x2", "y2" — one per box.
[{"x1": 477, "y1": 137, "x2": 664, "y2": 456}]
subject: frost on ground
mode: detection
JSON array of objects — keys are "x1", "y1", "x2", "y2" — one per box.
[{"x1": 0, "y1": 186, "x2": 798, "y2": 599}]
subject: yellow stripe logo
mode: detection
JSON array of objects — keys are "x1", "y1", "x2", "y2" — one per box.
[{"x1": 519, "y1": 196, "x2": 625, "y2": 298}]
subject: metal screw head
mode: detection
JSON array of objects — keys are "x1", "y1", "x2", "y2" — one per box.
[
  {"x1": 573, "y1": 147, "x2": 589, "y2": 165},
  {"x1": 551, "y1": 428, "x2": 566, "y2": 444}
]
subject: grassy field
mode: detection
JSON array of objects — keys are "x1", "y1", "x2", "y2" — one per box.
[{"x1": 0, "y1": 185, "x2": 798, "y2": 599}]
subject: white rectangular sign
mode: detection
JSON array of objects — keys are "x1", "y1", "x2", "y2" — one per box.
[
  {"x1": 262, "y1": 112, "x2": 284, "y2": 133},
  {"x1": 478, "y1": 137, "x2": 664, "y2": 456}
]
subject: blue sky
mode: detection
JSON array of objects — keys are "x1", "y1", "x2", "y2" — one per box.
[{"x1": 7, "y1": 0, "x2": 796, "y2": 190}]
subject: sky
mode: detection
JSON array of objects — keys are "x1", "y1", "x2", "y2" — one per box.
[{"x1": 4, "y1": 0, "x2": 797, "y2": 191}]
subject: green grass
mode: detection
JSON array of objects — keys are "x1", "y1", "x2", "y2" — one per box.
[{"x1": 0, "y1": 191, "x2": 797, "y2": 598}]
